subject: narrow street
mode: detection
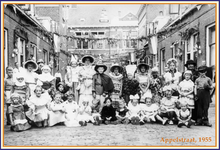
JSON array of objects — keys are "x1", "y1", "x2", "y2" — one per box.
[{"x1": 3, "y1": 102, "x2": 216, "y2": 146}]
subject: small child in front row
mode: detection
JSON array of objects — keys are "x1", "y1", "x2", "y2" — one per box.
[
  {"x1": 176, "y1": 102, "x2": 192, "y2": 128},
  {"x1": 77, "y1": 99, "x2": 94, "y2": 126},
  {"x1": 9, "y1": 93, "x2": 31, "y2": 132},
  {"x1": 140, "y1": 97, "x2": 167, "y2": 125},
  {"x1": 159, "y1": 86, "x2": 177, "y2": 125},
  {"x1": 92, "y1": 109, "x2": 102, "y2": 126},
  {"x1": 127, "y1": 94, "x2": 141, "y2": 125},
  {"x1": 101, "y1": 98, "x2": 118, "y2": 125},
  {"x1": 116, "y1": 100, "x2": 129, "y2": 124},
  {"x1": 48, "y1": 92, "x2": 66, "y2": 127},
  {"x1": 63, "y1": 93, "x2": 80, "y2": 127}
]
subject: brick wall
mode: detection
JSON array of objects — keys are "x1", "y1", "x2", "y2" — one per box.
[
  {"x1": 158, "y1": 4, "x2": 215, "y2": 74},
  {"x1": 4, "y1": 5, "x2": 53, "y2": 70}
]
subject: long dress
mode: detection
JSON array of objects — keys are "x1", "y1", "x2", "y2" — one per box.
[
  {"x1": 78, "y1": 66, "x2": 96, "y2": 107},
  {"x1": 24, "y1": 70, "x2": 38, "y2": 97},
  {"x1": 8, "y1": 104, "x2": 31, "y2": 131},
  {"x1": 26, "y1": 93, "x2": 51, "y2": 123},
  {"x1": 77, "y1": 105, "x2": 94, "y2": 123},
  {"x1": 48, "y1": 101, "x2": 66, "y2": 126},
  {"x1": 65, "y1": 66, "x2": 80, "y2": 104}
]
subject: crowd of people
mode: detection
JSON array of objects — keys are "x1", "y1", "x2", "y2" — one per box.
[{"x1": 4, "y1": 55, "x2": 215, "y2": 132}]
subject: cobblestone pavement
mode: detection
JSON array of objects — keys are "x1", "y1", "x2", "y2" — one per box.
[{"x1": 3, "y1": 103, "x2": 216, "y2": 147}]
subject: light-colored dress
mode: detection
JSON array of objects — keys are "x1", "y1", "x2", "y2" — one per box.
[
  {"x1": 26, "y1": 92, "x2": 51, "y2": 122},
  {"x1": 63, "y1": 101, "x2": 80, "y2": 127},
  {"x1": 9, "y1": 104, "x2": 31, "y2": 131},
  {"x1": 140, "y1": 104, "x2": 159, "y2": 121},
  {"x1": 163, "y1": 71, "x2": 182, "y2": 91},
  {"x1": 178, "y1": 79, "x2": 195, "y2": 109},
  {"x1": 135, "y1": 73, "x2": 152, "y2": 103},
  {"x1": 48, "y1": 101, "x2": 66, "y2": 127},
  {"x1": 78, "y1": 66, "x2": 96, "y2": 106},
  {"x1": 127, "y1": 104, "x2": 141, "y2": 119},
  {"x1": 77, "y1": 105, "x2": 94, "y2": 123},
  {"x1": 160, "y1": 97, "x2": 177, "y2": 113},
  {"x1": 24, "y1": 70, "x2": 38, "y2": 97}
]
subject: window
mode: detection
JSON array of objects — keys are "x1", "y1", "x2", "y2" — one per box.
[
  {"x1": 185, "y1": 34, "x2": 198, "y2": 63},
  {"x1": 160, "y1": 48, "x2": 165, "y2": 73},
  {"x1": 30, "y1": 43, "x2": 37, "y2": 61},
  {"x1": 4, "y1": 29, "x2": 8, "y2": 76},
  {"x1": 43, "y1": 49, "x2": 48, "y2": 64},
  {"x1": 169, "y1": 4, "x2": 180, "y2": 14},
  {"x1": 16, "y1": 36, "x2": 26, "y2": 66}
]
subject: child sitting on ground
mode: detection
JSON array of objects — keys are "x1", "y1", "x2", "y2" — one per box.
[
  {"x1": 26, "y1": 85, "x2": 51, "y2": 127},
  {"x1": 159, "y1": 86, "x2": 178, "y2": 125},
  {"x1": 140, "y1": 96, "x2": 167, "y2": 125},
  {"x1": 101, "y1": 97, "x2": 118, "y2": 125},
  {"x1": 77, "y1": 99, "x2": 94, "y2": 126},
  {"x1": 176, "y1": 102, "x2": 192, "y2": 128},
  {"x1": 48, "y1": 92, "x2": 66, "y2": 127},
  {"x1": 9, "y1": 93, "x2": 31, "y2": 132},
  {"x1": 127, "y1": 94, "x2": 142, "y2": 125},
  {"x1": 63, "y1": 93, "x2": 80, "y2": 127},
  {"x1": 92, "y1": 109, "x2": 102, "y2": 126},
  {"x1": 116, "y1": 100, "x2": 129, "y2": 124}
]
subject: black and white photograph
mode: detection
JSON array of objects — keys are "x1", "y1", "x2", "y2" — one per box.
[{"x1": 1, "y1": 1, "x2": 218, "y2": 148}]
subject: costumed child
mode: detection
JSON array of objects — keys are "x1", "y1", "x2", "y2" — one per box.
[
  {"x1": 92, "y1": 62, "x2": 114, "y2": 113},
  {"x1": 48, "y1": 92, "x2": 66, "y2": 127},
  {"x1": 159, "y1": 86, "x2": 178, "y2": 125},
  {"x1": 56, "y1": 82, "x2": 70, "y2": 101},
  {"x1": 109, "y1": 64, "x2": 124, "y2": 109},
  {"x1": 23, "y1": 59, "x2": 39, "y2": 97},
  {"x1": 127, "y1": 94, "x2": 142, "y2": 125},
  {"x1": 176, "y1": 102, "x2": 192, "y2": 128},
  {"x1": 149, "y1": 67, "x2": 163, "y2": 104},
  {"x1": 26, "y1": 85, "x2": 51, "y2": 127},
  {"x1": 4, "y1": 67, "x2": 15, "y2": 125},
  {"x1": 177, "y1": 70, "x2": 194, "y2": 111},
  {"x1": 37, "y1": 65, "x2": 55, "y2": 98},
  {"x1": 63, "y1": 93, "x2": 80, "y2": 127},
  {"x1": 11, "y1": 72, "x2": 30, "y2": 112},
  {"x1": 122, "y1": 72, "x2": 140, "y2": 106},
  {"x1": 116, "y1": 100, "x2": 129, "y2": 124},
  {"x1": 64, "y1": 55, "x2": 80, "y2": 104},
  {"x1": 92, "y1": 109, "x2": 102, "y2": 126},
  {"x1": 8, "y1": 93, "x2": 31, "y2": 131},
  {"x1": 101, "y1": 97, "x2": 118, "y2": 125},
  {"x1": 139, "y1": 96, "x2": 167, "y2": 125},
  {"x1": 194, "y1": 65, "x2": 213, "y2": 127},
  {"x1": 77, "y1": 99, "x2": 95, "y2": 126},
  {"x1": 135, "y1": 63, "x2": 152, "y2": 105}
]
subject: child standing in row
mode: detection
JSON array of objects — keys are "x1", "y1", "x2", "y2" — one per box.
[
  {"x1": 4, "y1": 67, "x2": 14, "y2": 125},
  {"x1": 195, "y1": 65, "x2": 213, "y2": 127}
]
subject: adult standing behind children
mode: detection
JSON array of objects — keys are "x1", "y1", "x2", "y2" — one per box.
[
  {"x1": 92, "y1": 63, "x2": 114, "y2": 113},
  {"x1": 78, "y1": 55, "x2": 96, "y2": 107},
  {"x1": 35, "y1": 59, "x2": 44, "y2": 75}
]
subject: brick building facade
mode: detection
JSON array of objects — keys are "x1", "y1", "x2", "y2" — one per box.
[
  {"x1": 157, "y1": 4, "x2": 215, "y2": 75},
  {"x1": 4, "y1": 4, "x2": 53, "y2": 76}
]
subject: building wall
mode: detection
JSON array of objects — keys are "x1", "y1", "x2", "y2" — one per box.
[
  {"x1": 4, "y1": 5, "x2": 53, "y2": 70},
  {"x1": 158, "y1": 4, "x2": 215, "y2": 74}
]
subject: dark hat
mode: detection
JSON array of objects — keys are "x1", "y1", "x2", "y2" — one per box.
[
  {"x1": 198, "y1": 65, "x2": 208, "y2": 72},
  {"x1": 24, "y1": 60, "x2": 38, "y2": 71},
  {"x1": 37, "y1": 59, "x2": 44, "y2": 64},
  {"x1": 81, "y1": 55, "x2": 95, "y2": 64},
  {"x1": 184, "y1": 60, "x2": 197, "y2": 67},
  {"x1": 110, "y1": 64, "x2": 123, "y2": 73},
  {"x1": 57, "y1": 82, "x2": 65, "y2": 87},
  {"x1": 137, "y1": 63, "x2": 149, "y2": 72},
  {"x1": 94, "y1": 63, "x2": 107, "y2": 72}
]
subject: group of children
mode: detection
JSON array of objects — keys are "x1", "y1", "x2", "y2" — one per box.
[{"x1": 4, "y1": 57, "x2": 214, "y2": 132}]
